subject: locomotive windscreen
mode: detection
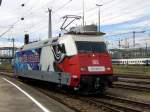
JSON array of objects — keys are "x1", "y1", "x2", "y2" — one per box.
[{"x1": 76, "y1": 41, "x2": 106, "y2": 53}]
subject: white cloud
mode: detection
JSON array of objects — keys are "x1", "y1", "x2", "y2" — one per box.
[{"x1": 0, "y1": 0, "x2": 149, "y2": 47}]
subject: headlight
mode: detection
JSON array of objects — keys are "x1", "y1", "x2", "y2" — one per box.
[
  {"x1": 80, "y1": 67, "x2": 87, "y2": 71},
  {"x1": 106, "y1": 67, "x2": 111, "y2": 70},
  {"x1": 72, "y1": 75, "x2": 78, "y2": 79},
  {"x1": 72, "y1": 75, "x2": 79, "y2": 81}
]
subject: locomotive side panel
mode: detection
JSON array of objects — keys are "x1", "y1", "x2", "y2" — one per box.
[
  {"x1": 40, "y1": 46, "x2": 54, "y2": 71},
  {"x1": 14, "y1": 46, "x2": 72, "y2": 86}
]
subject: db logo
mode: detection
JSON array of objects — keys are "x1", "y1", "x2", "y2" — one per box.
[
  {"x1": 52, "y1": 44, "x2": 66, "y2": 63},
  {"x1": 92, "y1": 60, "x2": 99, "y2": 65}
]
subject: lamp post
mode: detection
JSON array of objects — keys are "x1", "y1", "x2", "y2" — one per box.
[{"x1": 96, "y1": 4, "x2": 103, "y2": 32}]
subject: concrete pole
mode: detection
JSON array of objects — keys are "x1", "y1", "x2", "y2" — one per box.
[
  {"x1": 48, "y1": 9, "x2": 52, "y2": 38},
  {"x1": 12, "y1": 38, "x2": 15, "y2": 58},
  {"x1": 83, "y1": 0, "x2": 85, "y2": 27},
  {"x1": 98, "y1": 7, "x2": 100, "y2": 32},
  {"x1": 133, "y1": 31, "x2": 135, "y2": 48},
  {"x1": 96, "y1": 4, "x2": 103, "y2": 32}
]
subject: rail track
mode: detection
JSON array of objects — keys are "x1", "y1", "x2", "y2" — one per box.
[
  {"x1": 0, "y1": 72, "x2": 104, "y2": 112},
  {"x1": 113, "y1": 81, "x2": 150, "y2": 92},
  {"x1": 118, "y1": 77, "x2": 150, "y2": 84},
  {"x1": 15, "y1": 77, "x2": 150, "y2": 112},
  {"x1": 1, "y1": 71, "x2": 150, "y2": 112},
  {"x1": 35, "y1": 87, "x2": 82, "y2": 112},
  {"x1": 102, "y1": 94, "x2": 150, "y2": 112},
  {"x1": 113, "y1": 75, "x2": 150, "y2": 92},
  {"x1": 33, "y1": 85, "x2": 150, "y2": 112},
  {"x1": 115, "y1": 74, "x2": 150, "y2": 80},
  {"x1": 0, "y1": 69, "x2": 13, "y2": 73},
  {"x1": 80, "y1": 94, "x2": 150, "y2": 112}
]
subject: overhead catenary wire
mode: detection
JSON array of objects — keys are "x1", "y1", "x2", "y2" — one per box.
[
  {"x1": 75, "y1": 0, "x2": 148, "y2": 21},
  {"x1": 103, "y1": 29, "x2": 150, "y2": 46},
  {"x1": 53, "y1": 0, "x2": 73, "y2": 13},
  {"x1": 0, "y1": 20, "x2": 21, "y2": 38},
  {"x1": 23, "y1": 0, "x2": 150, "y2": 37},
  {"x1": 1, "y1": 0, "x2": 150, "y2": 45},
  {"x1": 82, "y1": 1, "x2": 150, "y2": 24},
  {"x1": 63, "y1": 0, "x2": 149, "y2": 28},
  {"x1": 18, "y1": 0, "x2": 75, "y2": 35},
  {"x1": 102, "y1": 6, "x2": 150, "y2": 23},
  {"x1": 14, "y1": 0, "x2": 73, "y2": 33}
]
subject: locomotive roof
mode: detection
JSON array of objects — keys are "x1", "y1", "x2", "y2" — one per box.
[{"x1": 20, "y1": 34, "x2": 104, "y2": 51}]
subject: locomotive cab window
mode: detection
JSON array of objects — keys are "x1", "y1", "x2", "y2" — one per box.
[{"x1": 75, "y1": 41, "x2": 106, "y2": 53}]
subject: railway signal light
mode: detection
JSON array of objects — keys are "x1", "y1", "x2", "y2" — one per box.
[
  {"x1": 21, "y1": 4, "x2": 25, "y2": 7},
  {"x1": 24, "y1": 34, "x2": 29, "y2": 44},
  {"x1": 21, "y1": 17, "x2": 24, "y2": 20}
]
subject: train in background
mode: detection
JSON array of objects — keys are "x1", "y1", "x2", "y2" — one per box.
[
  {"x1": 112, "y1": 58, "x2": 150, "y2": 65},
  {"x1": 13, "y1": 25, "x2": 113, "y2": 94}
]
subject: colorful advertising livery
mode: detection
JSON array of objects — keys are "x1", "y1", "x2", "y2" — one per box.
[{"x1": 15, "y1": 48, "x2": 41, "y2": 71}]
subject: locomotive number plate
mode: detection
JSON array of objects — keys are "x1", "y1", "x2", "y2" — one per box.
[{"x1": 88, "y1": 66, "x2": 105, "y2": 72}]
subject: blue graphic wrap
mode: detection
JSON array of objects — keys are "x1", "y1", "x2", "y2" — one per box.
[{"x1": 14, "y1": 48, "x2": 41, "y2": 71}]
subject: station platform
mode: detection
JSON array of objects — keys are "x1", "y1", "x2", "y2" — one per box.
[{"x1": 0, "y1": 75, "x2": 74, "y2": 112}]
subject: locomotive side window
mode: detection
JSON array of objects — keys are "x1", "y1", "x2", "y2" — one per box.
[{"x1": 76, "y1": 41, "x2": 106, "y2": 53}]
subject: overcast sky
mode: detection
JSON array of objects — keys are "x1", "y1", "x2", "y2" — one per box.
[{"x1": 0, "y1": 0, "x2": 150, "y2": 48}]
